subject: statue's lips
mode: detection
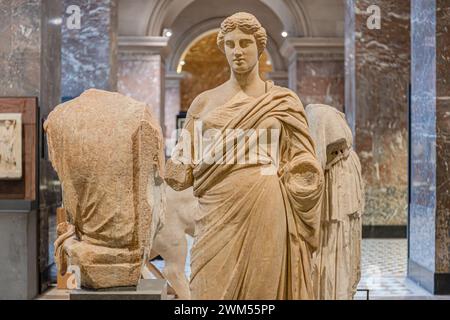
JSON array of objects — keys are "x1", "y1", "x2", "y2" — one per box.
[{"x1": 233, "y1": 59, "x2": 245, "y2": 64}]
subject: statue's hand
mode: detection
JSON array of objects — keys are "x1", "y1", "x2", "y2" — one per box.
[{"x1": 165, "y1": 158, "x2": 194, "y2": 191}]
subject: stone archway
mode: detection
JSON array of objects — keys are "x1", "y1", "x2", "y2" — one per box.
[{"x1": 117, "y1": 0, "x2": 346, "y2": 155}]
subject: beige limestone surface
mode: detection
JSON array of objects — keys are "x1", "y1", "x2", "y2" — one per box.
[
  {"x1": 166, "y1": 12, "x2": 324, "y2": 300},
  {"x1": 44, "y1": 89, "x2": 165, "y2": 289}
]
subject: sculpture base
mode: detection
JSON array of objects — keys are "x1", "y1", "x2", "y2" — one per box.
[{"x1": 69, "y1": 279, "x2": 167, "y2": 300}]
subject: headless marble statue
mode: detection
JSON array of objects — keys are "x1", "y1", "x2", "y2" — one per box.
[
  {"x1": 148, "y1": 186, "x2": 195, "y2": 300},
  {"x1": 44, "y1": 89, "x2": 165, "y2": 289},
  {"x1": 165, "y1": 12, "x2": 324, "y2": 300},
  {"x1": 306, "y1": 104, "x2": 365, "y2": 300}
]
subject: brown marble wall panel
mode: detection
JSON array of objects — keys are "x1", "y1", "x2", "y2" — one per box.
[
  {"x1": 296, "y1": 59, "x2": 345, "y2": 112},
  {"x1": 435, "y1": 0, "x2": 450, "y2": 274},
  {"x1": 346, "y1": 0, "x2": 410, "y2": 226}
]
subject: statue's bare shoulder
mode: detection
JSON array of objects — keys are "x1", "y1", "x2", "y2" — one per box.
[{"x1": 187, "y1": 82, "x2": 230, "y2": 117}]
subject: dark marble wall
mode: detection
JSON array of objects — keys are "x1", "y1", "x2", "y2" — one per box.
[
  {"x1": 410, "y1": 0, "x2": 450, "y2": 283},
  {"x1": 41, "y1": 0, "x2": 62, "y2": 117},
  {"x1": 40, "y1": 0, "x2": 63, "y2": 292},
  {"x1": 61, "y1": 0, "x2": 118, "y2": 98},
  {"x1": 345, "y1": 0, "x2": 410, "y2": 226},
  {"x1": 0, "y1": 0, "x2": 62, "y2": 295},
  {"x1": 435, "y1": 0, "x2": 450, "y2": 275}
]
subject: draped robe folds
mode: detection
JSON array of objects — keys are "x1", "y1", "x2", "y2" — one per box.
[
  {"x1": 306, "y1": 104, "x2": 365, "y2": 300},
  {"x1": 166, "y1": 84, "x2": 324, "y2": 300}
]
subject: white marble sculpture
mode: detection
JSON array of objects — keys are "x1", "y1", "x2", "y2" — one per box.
[
  {"x1": 306, "y1": 104, "x2": 365, "y2": 300},
  {"x1": 165, "y1": 12, "x2": 324, "y2": 300},
  {"x1": 148, "y1": 186, "x2": 195, "y2": 300},
  {"x1": 0, "y1": 113, "x2": 22, "y2": 179}
]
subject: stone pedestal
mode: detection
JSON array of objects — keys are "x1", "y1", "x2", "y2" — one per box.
[
  {"x1": 345, "y1": 0, "x2": 410, "y2": 230},
  {"x1": 281, "y1": 37, "x2": 345, "y2": 112},
  {"x1": 0, "y1": 202, "x2": 38, "y2": 300},
  {"x1": 70, "y1": 279, "x2": 168, "y2": 300},
  {"x1": 408, "y1": 0, "x2": 450, "y2": 294}
]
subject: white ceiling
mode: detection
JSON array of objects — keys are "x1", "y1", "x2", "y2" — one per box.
[{"x1": 118, "y1": 0, "x2": 345, "y2": 38}]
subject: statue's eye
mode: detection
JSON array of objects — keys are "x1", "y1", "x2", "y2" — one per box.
[
  {"x1": 225, "y1": 40, "x2": 235, "y2": 49},
  {"x1": 239, "y1": 39, "x2": 253, "y2": 48}
]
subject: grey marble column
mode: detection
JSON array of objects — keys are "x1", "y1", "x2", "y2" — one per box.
[
  {"x1": 408, "y1": 0, "x2": 450, "y2": 294},
  {"x1": 0, "y1": 0, "x2": 62, "y2": 299},
  {"x1": 0, "y1": 0, "x2": 61, "y2": 115},
  {"x1": 267, "y1": 71, "x2": 289, "y2": 89},
  {"x1": 345, "y1": 0, "x2": 410, "y2": 231},
  {"x1": 61, "y1": 0, "x2": 118, "y2": 98}
]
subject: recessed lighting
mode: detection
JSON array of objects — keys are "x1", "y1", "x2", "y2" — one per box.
[
  {"x1": 49, "y1": 17, "x2": 62, "y2": 25},
  {"x1": 163, "y1": 28, "x2": 173, "y2": 38},
  {"x1": 281, "y1": 31, "x2": 288, "y2": 38}
]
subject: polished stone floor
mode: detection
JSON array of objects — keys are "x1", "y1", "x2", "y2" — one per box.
[
  {"x1": 40, "y1": 238, "x2": 449, "y2": 300},
  {"x1": 153, "y1": 238, "x2": 448, "y2": 300},
  {"x1": 354, "y1": 239, "x2": 433, "y2": 299}
]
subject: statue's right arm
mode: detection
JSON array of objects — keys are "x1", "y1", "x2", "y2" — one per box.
[{"x1": 165, "y1": 94, "x2": 205, "y2": 191}]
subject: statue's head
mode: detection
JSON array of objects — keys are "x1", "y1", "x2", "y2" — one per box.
[{"x1": 217, "y1": 12, "x2": 267, "y2": 74}]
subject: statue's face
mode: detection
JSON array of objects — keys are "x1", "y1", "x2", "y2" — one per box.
[{"x1": 224, "y1": 28, "x2": 259, "y2": 74}]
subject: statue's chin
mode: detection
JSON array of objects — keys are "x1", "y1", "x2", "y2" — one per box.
[
  {"x1": 232, "y1": 69, "x2": 247, "y2": 74},
  {"x1": 232, "y1": 65, "x2": 255, "y2": 75}
]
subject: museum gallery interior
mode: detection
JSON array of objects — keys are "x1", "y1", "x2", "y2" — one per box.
[{"x1": 0, "y1": 0, "x2": 449, "y2": 301}]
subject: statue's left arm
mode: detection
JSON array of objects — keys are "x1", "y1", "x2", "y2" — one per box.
[{"x1": 277, "y1": 95, "x2": 324, "y2": 250}]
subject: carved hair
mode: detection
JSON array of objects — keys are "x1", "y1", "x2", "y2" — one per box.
[{"x1": 217, "y1": 12, "x2": 267, "y2": 56}]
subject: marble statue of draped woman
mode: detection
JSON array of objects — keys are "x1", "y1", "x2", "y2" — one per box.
[{"x1": 165, "y1": 12, "x2": 324, "y2": 300}]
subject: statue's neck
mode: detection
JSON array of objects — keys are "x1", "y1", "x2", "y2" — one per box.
[{"x1": 230, "y1": 63, "x2": 264, "y2": 92}]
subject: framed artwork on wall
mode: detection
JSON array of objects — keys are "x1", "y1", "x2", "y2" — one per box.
[{"x1": 0, "y1": 113, "x2": 22, "y2": 179}]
